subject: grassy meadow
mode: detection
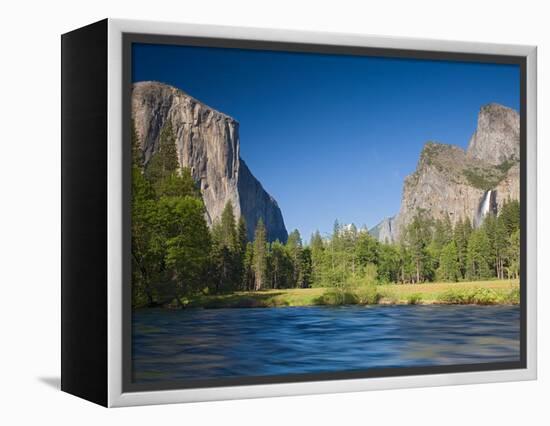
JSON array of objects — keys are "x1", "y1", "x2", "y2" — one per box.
[{"x1": 183, "y1": 279, "x2": 520, "y2": 309}]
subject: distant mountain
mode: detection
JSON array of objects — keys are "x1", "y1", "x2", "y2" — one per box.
[
  {"x1": 370, "y1": 103, "x2": 520, "y2": 243},
  {"x1": 132, "y1": 81, "x2": 288, "y2": 242},
  {"x1": 369, "y1": 217, "x2": 396, "y2": 244}
]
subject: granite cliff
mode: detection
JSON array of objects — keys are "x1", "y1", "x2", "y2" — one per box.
[
  {"x1": 132, "y1": 81, "x2": 288, "y2": 242},
  {"x1": 370, "y1": 103, "x2": 520, "y2": 242},
  {"x1": 467, "y1": 103, "x2": 520, "y2": 165},
  {"x1": 369, "y1": 216, "x2": 396, "y2": 244}
]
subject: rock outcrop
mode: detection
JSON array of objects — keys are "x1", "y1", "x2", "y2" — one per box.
[
  {"x1": 467, "y1": 103, "x2": 520, "y2": 165},
  {"x1": 370, "y1": 217, "x2": 396, "y2": 244},
  {"x1": 371, "y1": 103, "x2": 520, "y2": 243},
  {"x1": 132, "y1": 81, "x2": 288, "y2": 242}
]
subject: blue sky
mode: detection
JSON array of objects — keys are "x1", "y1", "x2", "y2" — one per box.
[{"x1": 132, "y1": 43, "x2": 520, "y2": 241}]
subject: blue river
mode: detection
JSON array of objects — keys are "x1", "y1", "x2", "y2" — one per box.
[{"x1": 132, "y1": 304, "x2": 520, "y2": 383}]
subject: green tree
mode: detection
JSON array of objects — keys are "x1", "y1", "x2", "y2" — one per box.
[
  {"x1": 309, "y1": 231, "x2": 325, "y2": 287},
  {"x1": 437, "y1": 241, "x2": 460, "y2": 282},
  {"x1": 324, "y1": 221, "x2": 342, "y2": 288},
  {"x1": 286, "y1": 229, "x2": 304, "y2": 287},
  {"x1": 215, "y1": 202, "x2": 238, "y2": 249},
  {"x1": 507, "y1": 229, "x2": 520, "y2": 279},
  {"x1": 499, "y1": 199, "x2": 520, "y2": 235},
  {"x1": 159, "y1": 196, "x2": 211, "y2": 305},
  {"x1": 234, "y1": 215, "x2": 248, "y2": 287},
  {"x1": 497, "y1": 199, "x2": 520, "y2": 280},
  {"x1": 377, "y1": 244, "x2": 400, "y2": 283},
  {"x1": 341, "y1": 224, "x2": 360, "y2": 278},
  {"x1": 432, "y1": 215, "x2": 453, "y2": 249},
  {"x1": 131, "y1": 165, "x2": 161, "y2": 307},
  {"x1": 237, "y1": 216, "x2": 248, "y2": 254},
  {"x1": 398, "y1": 243, "x2": 413, "y2": 283},
  {"x1": 466, "y1": 228, "x2": 492, "y2": 280},
  {"x1": 428, "y1": 215, "x2": 453, "y2": 274},
  {"x1": 454, "y1": 218, "x2": 472, "y2": 279},
  {"x1": 252, "y1": 219, "x2": 268, "y2": 290},
  {"x1": 355, "y1": 232, "x2": 380, "y2": 268},
  {"x1": 131, "y1": 118, "x2": 143, "y2": 167},
  {"x1": 301, "y1": 247, "x2": 313, "y2": 288},
  {"x1": 404, "y1": 210, "x2": 433, "y2": 282},
  {"x1": 242, "y1": 242, "x2": 255, "y2": 290},
  {"x1": 145, "y1": 121, "x2": 179, "y2": 184},
  {"x1": 269, "y1": 240, "x2": 292, "y2": 289},
  {"x1": 154, "y1": 168, "x2": 199, "y2": 199},
  {"x1": 210, "y1": 201, "x2": 241, "y2": 292},
  {"x1": 483, "y1": 214, "x2": 508, "y2": 279}
]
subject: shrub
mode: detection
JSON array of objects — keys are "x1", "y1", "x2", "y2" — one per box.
[
  {"x1": 316, "y1": 289, "x2": 359, "y2": 305},
  {"x1": 316, "y1": 285, "x2": 382, "y2": 306},
  {"x1": 378, "y1": 288, "x2": 399, "y2": 304},
  {"x1": 363, "y1": 263, "x2": 378, "y2": 285},
  {"x1": 502, "y1": 287, "x2": 520, "y2": 305},
  {"x1": 407, "y1": 293, "x2": 423, "y2": 305},
  {"x1": 356, "y1": 285, "x2": 381, "y2": 305},
  {"x1": 470, "y1": 288, "x2": 499, "y2": 305},
  {"x1": 438, "y1": 288, "x2": 469, "y2": 304},
  {"x1": 438, "y1": 287, "x2": 499, "y2": 305}
]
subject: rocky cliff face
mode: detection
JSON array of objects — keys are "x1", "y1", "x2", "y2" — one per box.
[
  {"x1": 370, "y1": 217, "x2": 396, "y2": 244},
  {"x1": 371, "y1": 103, "x2": 520, "y2": 243},
  {"x1": 467, "y1": 103, "x2": 520, "y2": 165},
  {"x1": 132, "y1": 81, "x2": 288, "y2": 242}
]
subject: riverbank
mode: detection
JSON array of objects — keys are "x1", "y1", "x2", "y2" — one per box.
[{"x1": 184, "y1": 279, "x2": 520, "y2": 308}]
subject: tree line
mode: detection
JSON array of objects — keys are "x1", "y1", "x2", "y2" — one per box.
[
  {"x1": 310, "y1": 202, "x2": 520, "y2": 288},
  {"x1": 131, "y1": 122, "x2": 520, "y2": 308}
]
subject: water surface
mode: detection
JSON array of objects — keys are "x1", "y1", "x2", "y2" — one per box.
[{"x1": 132, "y1": 305, "x2": 520, "y2": 383}]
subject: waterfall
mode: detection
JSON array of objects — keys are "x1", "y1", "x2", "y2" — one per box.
[{"x1": 474, "y1": 190, "x2": 497, "y2": 227}]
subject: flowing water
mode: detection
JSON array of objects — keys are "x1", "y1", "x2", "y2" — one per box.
[
  {"x1": 132, "y1": 304, "x2": 520, "y2": 383},
  {"x1": 475, "y1": 189, "x2": 497, "y2": 227}
]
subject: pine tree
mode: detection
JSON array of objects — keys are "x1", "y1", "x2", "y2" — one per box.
[
  {"x1": 463, "y1": 217, "x2": 473, "y2": 240},
  {"x1": 270, "y1": 240, "x2": 292, "y2": 289},
  {"x1": 466, "y1": 228, "x2": 491, "y2": 280},
  {"x1": 506, "y1": 229, "x2": 520, "y2": 279},
  {"x1": 332, "y1": 220, "x2": 342, "y2": 250},
  {"x1": 219, "y1": 201, "x2": 238, "y2": 250},
  {"x1": 131, "y1": 165, "x2": 159, "y2": 307},
  {"x1": 286, "y1": 229, "x2": 304, "y2": 287},
  {"x1": 432, "y1": 215, "x2": 453, "y2": 250},
  {"x1": 355, "y1": 232, "x2": 380, "y2": 268},
  {"x1": 237, "y1": 216, "x2": 248, "y2": 254},
  {"x1": 301, "y1": 247, "x2": 312, "y2": 288},
  {"x1": 145, "y1": 121, "x2": 179, "y2": 184},
  {"x1": 437, "y1": 241, "x2": 459, "y2": 282},
  {"x1": 377, "y1": 244, "x2": 400, "y2": 283},
  {"x1": 482, "y1": 214, "x2": 497, "y2": 277},
  {"x1": 398, "y1": 243, "x2": 411, "y2": 283},
  {"x1": 494, "y1": 218, "x2": 508, "y2": 279},
  {"x1": 252, "y1": 219, "x2": 268, "y2": 290},
  {"x1": 131, "y1": 118, "x2": 143, "y2": 168},
  {"x1": 310, "y1": 231, "x2": 325, "y2": 286},
  {"x1": 404, "y1": 210, "x2": 433, "y2": 283},
  {"x1": 210, "y1": 201, "x2": 240, "y2": 292},
  {"x1": 242, "y1": 242, "x2": 255, "y2": 290},
  {"x1": 499, "y1": 199, "x2": 520, "y2": 235},
  {"x1": 429, "y1": 215, "x2": 453, "y2": 274},
  {"x1": 326, "y1": 220, "x2": 345, "y2": 288},
  {"x1": 154, "y1": 167, "x2": 199, "y2": 199},
  {"x1": 161, "y1": 196, "x2": 212, "y2": 305},
  {"x1": 454, "y1": 218, "x2": 467, "y2": 279}
]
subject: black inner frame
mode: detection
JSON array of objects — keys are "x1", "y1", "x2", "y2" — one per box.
[{"x1": 122, "y1": 32, "x2": 528, "y2": 393}]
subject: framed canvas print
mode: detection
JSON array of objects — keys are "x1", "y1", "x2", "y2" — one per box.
[{"x1": 61, "y1": 19, "x2": 537, "y2": 407}]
